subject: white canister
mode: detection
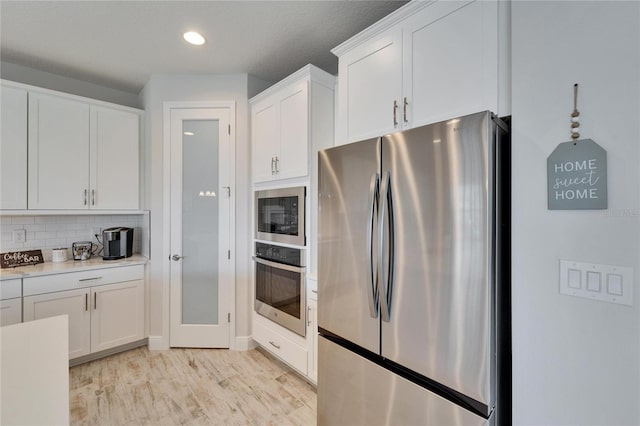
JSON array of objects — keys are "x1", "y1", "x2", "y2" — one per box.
[{"x1": 51, "y1": 248, "x2": 68, "y2": 263}]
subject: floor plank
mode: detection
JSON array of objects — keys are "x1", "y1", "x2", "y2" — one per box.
[{"x1": 69, "y1": 347, "x2": 317, "y2": 425}]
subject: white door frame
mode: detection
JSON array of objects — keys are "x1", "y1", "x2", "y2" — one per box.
[{"x1": 162, "y1": 101, "x2": 237, "y2": 349}]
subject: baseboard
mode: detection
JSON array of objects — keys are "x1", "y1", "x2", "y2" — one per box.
[
  {"x1": 147, "y1": 335, "x2": 169, "y2": 350},
  {"x1": 234, "y1": 335, "x2": 257, "y2": 351},
  {"x1": 70, "y1": 339, "x2": 147, "y2": 367}
]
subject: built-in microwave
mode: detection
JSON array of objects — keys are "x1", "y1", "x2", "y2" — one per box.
[
  {"x1": 255, "y1": 186, "x2": 306, "y2": 246},
  {"x1": 253, "y1": 242, "x2": 306, "y2": 336}
]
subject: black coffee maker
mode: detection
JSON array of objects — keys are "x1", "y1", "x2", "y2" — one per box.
[{"x1": 102, "y1": 227, "x2": 134, "y2": 260}]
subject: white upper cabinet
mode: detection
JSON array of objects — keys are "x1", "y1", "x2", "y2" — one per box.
[
  {"x1": 27, "y1": 90, "x2": 141, "y2": 210},
  {"x1": 90, "y1": 105, "x2": 140, "y2": 209},
  {"x1": 252, "y1": 101, "x2": 279, "y2": 183},
  {"x1": 278, "y1": 81, "x2": 309, "y2": 180},
  {"x1": 0, "y1": 83, "x2": 28, "y2": 209},
  {"x1": 336, "y1": 29, "x2": 403, "y2": 142},
  {"x1": 251, "y1": 64, "x2": 334, "y2": 184},
  {"x1": 28, "y1": 92, "x2": 90, "y2": 209},
  {"x1": 333, "y1": 0, "x2": 505, "y2": 144}
]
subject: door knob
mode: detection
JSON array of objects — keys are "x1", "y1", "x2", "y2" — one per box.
[{"x1": 171, "y1": 254, "x2": 184, "y2": 261}]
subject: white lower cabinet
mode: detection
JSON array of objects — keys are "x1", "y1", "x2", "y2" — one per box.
[
  {"x1": 23, "y1": 265, "x2": 145, "y2": 360},
  {"x1": 1, "y1": 298, "x2": 22, "y2": 327},
  {"x1": 1, "y1": 278, "x2": 23, "y2": 327},
  {"x1": 307, "y1": 297, "x2": 318, "y2": 383},
  {"x1": 24, "y1": 288, "x2": 92, "y2": 359},
  {"x1": 253, "y1": 316, "x2": 308, "y2": 375}
]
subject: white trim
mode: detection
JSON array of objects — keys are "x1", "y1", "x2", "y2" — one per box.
[
  {"x1": 234, "y1": 336, "x2": 258, "y2": 351},
  {"x1": 330, "y1": 0, "x2": 438, "y2": 57},
  {"x1": 147, "y1": 335, "x2": 169, "y2": 351},
  {"x1": 162, "y1": 100, "x2": 237, "y2": 350},
  {"x1": 0, "y1": 78, "x2": 143, "y2": 114},
  {"x1": 0, "y1": 209, "x2": 147, "y2": 216},
  {"x1": 249, "y1": 64, "x2": 335, "y2": 105}
]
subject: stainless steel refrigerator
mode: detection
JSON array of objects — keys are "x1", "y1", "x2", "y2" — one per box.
[{"x1": 317, "y1": 111, "x2": 511, "y2": 425}]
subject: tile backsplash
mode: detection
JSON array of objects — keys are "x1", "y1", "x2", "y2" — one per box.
[{"x1": 0, "y1": 213, "x2": 150, "y2": 261}]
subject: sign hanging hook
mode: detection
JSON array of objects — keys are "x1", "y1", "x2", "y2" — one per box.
[{"x1": 571, "y1": 83, "x2": 580, "y2": 143}]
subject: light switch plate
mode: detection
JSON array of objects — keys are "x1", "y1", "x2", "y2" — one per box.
[
  {"x1": 560, "y1": 260, "x2": 633, "y2": 306},
  {"x1": 12, "y1": 229, "x2": 26, "y2": 243}
]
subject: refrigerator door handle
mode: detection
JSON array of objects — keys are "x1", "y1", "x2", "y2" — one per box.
[
  {"x1": 379, "y1": 171, "x2": 395, "y2": 322},
  {"x1": 366, "y1": 172, "x2": 380, "y2": 318}
]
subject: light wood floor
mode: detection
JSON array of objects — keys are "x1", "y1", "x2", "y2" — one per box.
[{"x1": 69, "y1": 346, "x2": 317, "y2": 425}]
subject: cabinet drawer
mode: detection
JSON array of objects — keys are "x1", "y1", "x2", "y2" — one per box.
[
  {"x1": 253, "y1": 319, "x2": 308, "y2": 374},
  {"x1": 23, "y1": 264, "x2": 144, "y2": 296},
  {"x1": 1, "y1": 278, "x2": 22, "y2": 300}
]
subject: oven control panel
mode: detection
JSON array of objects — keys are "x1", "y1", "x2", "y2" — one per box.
[{"x1": 255, "y1": 242, "x2": 304, "y2": 267}]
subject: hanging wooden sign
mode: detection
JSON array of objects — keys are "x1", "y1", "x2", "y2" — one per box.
[
  {"x1": 547, "y1": 139, "x2": 607, "y2": 210},
  {"x1": 1, "y1": 249, "x2": 44, "y2": 268}
]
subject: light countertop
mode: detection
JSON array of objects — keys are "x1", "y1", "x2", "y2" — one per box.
[{"x1": 0, "y1": 254, "x2": 148, "y2": 279}]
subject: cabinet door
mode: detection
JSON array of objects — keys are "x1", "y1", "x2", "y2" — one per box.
[
  {"x1": 90, "y1": 106, "x2": 140, "y2": 209},
  {"x1": 307, "y1": 298, "x2": 318, "y2": 383},
  {"x1": 23, "y1": 288, "x2": 91, "y2": 359},
  {"x1": 0, "y1": 298, "x2": 22, "y2": 326},
  {"x1": 403, "y1": 0, "x2": 498, "y2": 128},
  {"x1": 337, "y1": 29, "x2": 402, "y2": 143},
  {"x1": 252, "y1": 101, "x2": 279, "y2": 183},
  {"x1": 28, "y1": 93, "x2": 90, "y2": 209},
  {"x1": 277, "y1": 81, "x2": 309, "y2": 180},
  {"x1": 0, "y1": 84, "x2": 28, "y2": 210},
  {"x1": 90, "y1": 280, "x2": 144, "y2": 353}
]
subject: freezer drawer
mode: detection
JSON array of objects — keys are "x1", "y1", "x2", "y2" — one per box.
[{"x1": 318, "y1": 336, "x2": 490, "y2": 426}]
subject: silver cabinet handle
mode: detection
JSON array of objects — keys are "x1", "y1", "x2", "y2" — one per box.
[
  {"x1": 307, "y1": 306, "x2": 312, "y2": 326},
  {"x1": 393, "y1": 100, "x2": 398, "y2": 126},
  {"x1": 252, "y1": 256, "x2": 306, "y2": 273},
  {"x1": 94, "y1": 292, "x2": 97, "y2": 310},
  {"x1": 91, "y1": 189, "x2": 95, "y2": 205},
  {"x1": 269, "y1": 341, "x2": 281, "y2": 350},
  {"x1": 85, "y1": 293, "x2": 88, "y2": 311},
  {"x1": 79, "y1": 277, "x2": 102, "y2": 282},
  {"x1": 312, "y1": 289, "x2": 317, "y2": 294},
  {"x1": 171, "y1": 254, "x2": 184, "y2": 261},
  {"x1": 366, "y1": 170, "x2": 380, "y2": 318},
  {"x1": 275, "y1": 156, "x2": 279, "y2": 173},
  {"x1": 271, "y1": 157, "x2": 275, "y2": 174},
  {"x1": 83, "y1": 189, "x2": 88, "y2": 205},
  {"x1": 403, "y1": 97, "x2": 408, "y2": 123}
]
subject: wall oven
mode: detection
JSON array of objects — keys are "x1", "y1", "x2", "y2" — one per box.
[
  {"x1": 255, "y1": 186, "x2": 306, "y2": 246},
  {"x1": 253, "y1": 242, "x2": 306, "y2": 336}
]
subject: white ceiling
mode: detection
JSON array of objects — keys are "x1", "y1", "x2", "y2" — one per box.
[{"x1": 0, "y1": 1, "x2": 407, "y2": 94}]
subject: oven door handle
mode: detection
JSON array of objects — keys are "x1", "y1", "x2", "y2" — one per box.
[{"x1": 252, "y1": 256, "x2": 306, "y2": 273}]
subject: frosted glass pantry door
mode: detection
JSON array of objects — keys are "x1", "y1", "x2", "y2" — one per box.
[{"x1": 169, "y1": 107, "x2": 233, "y2": 348}]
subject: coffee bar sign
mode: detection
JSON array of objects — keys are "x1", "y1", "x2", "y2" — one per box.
[
  {"x1": 1, "y1": 249, "x2": 44, "y2": 268},
  {"x1": 547, "y1": 139, "x2": 607, "y2": 210}
]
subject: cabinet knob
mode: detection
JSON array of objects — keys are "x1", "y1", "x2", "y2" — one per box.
[{"x1": 171, "y1": 254, "x2": 184, "y2": 261}]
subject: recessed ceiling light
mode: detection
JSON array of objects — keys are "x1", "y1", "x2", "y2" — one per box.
[
  {"x1": 183, "y1": 131, "x2": 195, "y2": 136},
  {"x1": 183, "y1": 31, "x2": 205, "y2": 46}
]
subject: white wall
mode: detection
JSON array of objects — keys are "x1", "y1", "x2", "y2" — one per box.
[
  {"x1": 511, "y1": 2, "x2": 640, "y2": 424},
  {"x1": 139, "y1": 73, "x2": 270, "y2": 349},
  {"x1": 0, "y1": 61, "x2": 141, "y2": 108}
]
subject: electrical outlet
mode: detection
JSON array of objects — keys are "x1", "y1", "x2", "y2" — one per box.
[{"x1": 13, "y1": 229, "x2": 26, "y2": 243}]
